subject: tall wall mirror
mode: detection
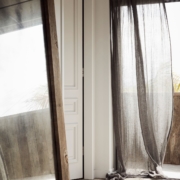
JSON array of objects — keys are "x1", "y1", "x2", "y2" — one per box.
[{"x1": 0, "y1": 0, "x2": 68, "y2": 180}]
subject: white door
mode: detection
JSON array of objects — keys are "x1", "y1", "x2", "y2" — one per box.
[{"x1": 54, "y1": 0, "x2": 83, "y2": 179}]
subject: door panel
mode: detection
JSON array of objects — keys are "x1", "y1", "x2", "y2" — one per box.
[{"x1": 63, "y1": 0, "x2": 83, "y2": 179}]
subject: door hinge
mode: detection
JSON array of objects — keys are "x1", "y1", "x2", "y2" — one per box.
[{"x1": 82, "y1": 68, "x2": 84, "y2": 77}]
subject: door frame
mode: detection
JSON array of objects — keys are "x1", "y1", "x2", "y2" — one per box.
[
  {"x1": 55, "y1": 0, "x2": 114, "y2": 179},
  {"x1": 84, "y1": 0, "x2": 95, "y2": 179},
  {"x1": 84, "y1": 0, "x2": 114, "y2": 179}
]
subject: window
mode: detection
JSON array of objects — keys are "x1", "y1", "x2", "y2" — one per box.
[
  {"x1": 0, "y1": 25, "x2": 48, "y2": 117},
  {"x1": 166, "y1": 2, "x2": 180, "y2": 92}
]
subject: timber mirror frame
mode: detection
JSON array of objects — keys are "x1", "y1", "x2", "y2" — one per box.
[{"x1": 41, "y1": 0, "x2": 70, "y2": 179}]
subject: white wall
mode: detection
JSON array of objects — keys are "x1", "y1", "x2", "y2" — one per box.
[{"x1": 84, "y1": 0, "x2": 115, "y2": 179}]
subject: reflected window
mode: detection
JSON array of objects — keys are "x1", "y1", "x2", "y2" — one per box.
[{"x1": 0, "y1": 25, "x2": 49, "y2": 117}]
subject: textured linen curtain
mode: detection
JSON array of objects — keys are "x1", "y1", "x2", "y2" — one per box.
[{"x1": 108, "y1": 0, "x2": 173, "y2": 179}]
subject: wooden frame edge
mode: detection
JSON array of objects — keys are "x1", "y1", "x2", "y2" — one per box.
[{"x1": 40, "y1": 0, "x2": 70, "y2": 179}]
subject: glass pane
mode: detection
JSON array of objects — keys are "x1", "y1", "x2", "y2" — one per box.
[
  {"x1": 166, "y1": 2, "x2": 180, "y2": 92},
  {"x1": 0, "y1": 0, "x2": 56, "y2": 179}
]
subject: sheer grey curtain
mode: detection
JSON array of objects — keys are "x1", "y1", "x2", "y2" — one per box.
[{"x1": 108, "y1": 0, "x2": 173, "y2": 179}]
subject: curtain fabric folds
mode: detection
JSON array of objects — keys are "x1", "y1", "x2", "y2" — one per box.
[{"x1": 109, "y1": 0, "x2": 173, "y2": 179}]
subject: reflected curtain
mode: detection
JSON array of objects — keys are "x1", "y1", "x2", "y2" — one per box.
[{"x1": 108, "y1": 0, "x2": 173, "y2": 179}]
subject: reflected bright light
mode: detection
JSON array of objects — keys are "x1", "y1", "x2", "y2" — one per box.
[
  {"x1": 166, "y1": 2, "x2": 180, "y2": 92},
  {"x1": 0, "y1": 25, "x2": 49, "y2": 117},
  {"x1": 15, "y1": 174, "x2": 55, "y2": 180},
  {"x1": 163, "y1": 164, "x2": 180, "y2": 179}
]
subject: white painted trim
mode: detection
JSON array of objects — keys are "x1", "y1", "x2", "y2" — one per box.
[
  {"x1": 84, "y1": 0, "x2": 95, "y2": 179},
  {"x1": 84, "y1": 0, "x2": 115, "y2": 179}
]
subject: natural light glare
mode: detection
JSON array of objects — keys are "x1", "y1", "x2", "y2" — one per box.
[
  {"x1": 0, "y1": 25, "x2": 48, "y2": 117},
  {"x1": 22, "y1": 174, "x2": 55, "y2": 180},
  {"x1": 166, "y1": 2, "x2": 180, "y2": 92},
  {"x1": 163, "y1": 164, "x2": 180, "y2": 179}
]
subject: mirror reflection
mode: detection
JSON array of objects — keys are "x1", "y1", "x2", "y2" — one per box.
[{"x1": 0, "y1": 0, "x2": 56, "y2": 179}]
